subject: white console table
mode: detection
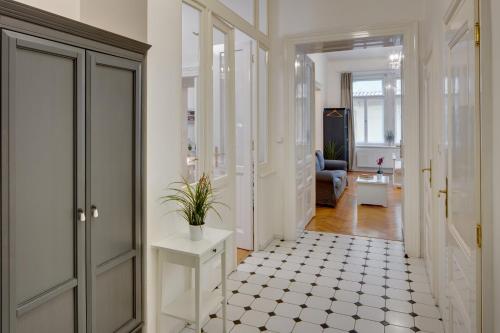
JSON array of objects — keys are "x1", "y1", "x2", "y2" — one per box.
[{"x1": 153, "y1": 227, "x2": 233, "y2": 333}]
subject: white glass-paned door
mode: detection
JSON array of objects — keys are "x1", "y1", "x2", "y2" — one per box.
[
  {"x1": 212, "y1": 27, "x2": 229, "y2": 177},
  {"x1": 182, "y1": 3, "x2": 201, "y2": 183},
  {"x1": 235, "y1": 30, "x2": 255, "y2": 250}
]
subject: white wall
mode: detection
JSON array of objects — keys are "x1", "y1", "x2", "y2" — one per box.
[
  {"x1": 15, "y1": 0, "x2": 147, "y2": 42},
  {"x1": 16, "y1": 0, "x2": 80, "y2": 20},
  {"x1": 146, "y1": 2, "x2": 193, "y2": 332},
  {"x1": 80, "y1": 0, "x2": 147, "y2": 42}
]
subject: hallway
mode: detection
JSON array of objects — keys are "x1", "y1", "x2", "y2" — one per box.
[{"x1": 183, "y1": 231, "x2": 443, "y2": 333}]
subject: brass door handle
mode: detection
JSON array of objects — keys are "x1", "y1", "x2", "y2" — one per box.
[{"x1": 437, "y1": 177, "x2": 448, "y2": 218}]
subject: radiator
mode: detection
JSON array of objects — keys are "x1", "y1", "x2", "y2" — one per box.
[{"x1": 356, "y1": 147, "x2": 400, "y2": 169}]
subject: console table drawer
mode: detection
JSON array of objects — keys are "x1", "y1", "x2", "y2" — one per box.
[{"x1": 201, "y1": 242, "x2": 224, "y2": 263}]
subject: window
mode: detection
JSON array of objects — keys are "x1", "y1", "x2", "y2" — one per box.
[
  {"x1": 353, "y1": 75, "x2": 402, "y2": 146},
  {"x1": 258, "y1": 47, "x2": 269, "y2": 163},
  {"x1": 212, "y1": 26, "x2": 229, "y2": 177},
  {"x1": 258, "y1": 0, "x2": 268, "y2": 34},
  {"x1": 182, "y1": 3, "x2": 201, "y2": 183},
  {"x1": 219, "y1": 0, "x2": 254, "y2": 25}
]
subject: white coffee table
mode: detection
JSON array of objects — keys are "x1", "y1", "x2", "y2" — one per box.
[{"x1": 356, "y1": 175, "x2": 390, "y2": 207}]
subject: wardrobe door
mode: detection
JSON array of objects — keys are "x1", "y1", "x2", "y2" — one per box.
[
  {"x1": 1, "y1": 31, "x2": 86, "y2": 333},
  {"x1": 86, "y1": 51, "x2": 142, "y2": 333}
]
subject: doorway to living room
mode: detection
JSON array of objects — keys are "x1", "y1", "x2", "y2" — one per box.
[
  {"x1": 307, "y1": 45, "x2": 404, "y2": 241},
  {"x1": 284, "y1": 24, "x2": 420, "y2": 256}
]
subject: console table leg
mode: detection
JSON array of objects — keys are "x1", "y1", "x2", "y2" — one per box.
[{"x1": 221, "y1": 247, "x2": 227, "y2": 333}]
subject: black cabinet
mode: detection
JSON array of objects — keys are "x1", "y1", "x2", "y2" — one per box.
[{"x1": 323, "y1": 108, "x2": 350, "y2": 167}]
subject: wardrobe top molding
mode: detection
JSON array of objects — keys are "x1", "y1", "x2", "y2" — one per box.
[{"x1": 0, "y1": 0, "x2": 151, "y2": 55}]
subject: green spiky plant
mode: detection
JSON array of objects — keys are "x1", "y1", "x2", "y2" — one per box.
[
  {"x1": 324, "y1": 140, "x2": 344, "y2": 160},
  {"x1": 161, "y1": 173, "x2": 226, "y2": 227}
]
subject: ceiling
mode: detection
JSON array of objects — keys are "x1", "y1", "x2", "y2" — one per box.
[{"x1": 322, "y1": 45, "x2": 403, "y2": 61}]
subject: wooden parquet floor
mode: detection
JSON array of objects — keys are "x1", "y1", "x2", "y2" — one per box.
[
  {"x1": 237, "y1": 248, "x2": 252, "y2": 264},
  {"x1": 306, "y1": 172, "x2": 403, "y2": 241}
]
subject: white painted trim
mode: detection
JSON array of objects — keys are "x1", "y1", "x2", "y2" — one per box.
[
  {"x1": 478, "y1": 0, "x2": 494, "y2": 331},
  {"x1": 283, "y1": 22, "x2": 421, "y2": 257},
  {"x1": 443, "y1": 0, "x2": 466, "y2": 25},
  {"x1": 195, "y1": 0, "x2": 270, "y2": 48}
]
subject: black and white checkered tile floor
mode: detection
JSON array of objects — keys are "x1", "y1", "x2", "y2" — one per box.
[{"x1": 182, "y1": 231, "x2": 444, "y2": 333}]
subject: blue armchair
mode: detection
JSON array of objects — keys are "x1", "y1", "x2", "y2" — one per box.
[{"x1": 315, "y1": 150, "x2": 348, "y2": 207}]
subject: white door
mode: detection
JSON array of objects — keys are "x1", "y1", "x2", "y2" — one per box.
[
  {"x1": 209, "y1": 16, "x2": 236, "y2": 265},
  {"x1": 235, "y1": 36, "x2": 255, "y2": 250},
  {"x1": 442, "y1": 0, "x2": 481, "y2": 331},
  {"x1": 294, "y1": 54, "x2": 315, "y2": 233},
  {"x1": 421, "y1": 61, "x2": 435, "y2": 292}
]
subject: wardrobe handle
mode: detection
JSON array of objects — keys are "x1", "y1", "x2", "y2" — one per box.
[
  {"x1": 78, "y1": 209, "x2": 86, "y2": 222},
  {"x1": 91, "y1": 205, "x2": 99, "y2": 219}
]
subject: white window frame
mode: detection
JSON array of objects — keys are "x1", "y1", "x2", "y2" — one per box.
[
  {"x1": 216, "y1": 0, "x2": 269, "y2": 35},
  {"x1": 353, "y1": 72, "x2": 401, "y2": 147}
]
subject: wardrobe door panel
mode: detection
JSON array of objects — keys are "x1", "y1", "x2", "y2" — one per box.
[
  {"x1": 87, "y1": 51, "x2": 142, "y2": 333},
  {"x1": 1, "y1": 31, "x2": 86, "y2": 333}
]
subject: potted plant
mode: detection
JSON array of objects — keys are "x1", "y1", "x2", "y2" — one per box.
[
  {"x1": 385, "y1": 130, "x2": 395, "y2": 146},
  {"x1": 324, "y1": 140, "x2": 344, "y2": 160},
  {"x1": 161, "y1": 173, "x2": 226, "y2": 241},
  {"x1": 376, "y1": 157, "x2": 384, "y2": 176}
]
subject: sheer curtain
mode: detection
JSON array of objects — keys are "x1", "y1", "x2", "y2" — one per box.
[{"x1": 341, "y1": 72, "x2": 355, "y2": 170}]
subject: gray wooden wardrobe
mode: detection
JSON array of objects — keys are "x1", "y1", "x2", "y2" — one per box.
[{"x1": 0, "y1": 1, "x2": 149, "y2": 332}]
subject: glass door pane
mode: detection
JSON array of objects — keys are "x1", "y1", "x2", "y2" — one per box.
[
  {"x1": 258, "y1": 0, "x2": 268, "y2": 34},
  {"x1": 366, "y1": 98, "x2": 385, "y2": 143},
  {"x1": 219, "y1": 0, "x2": 254, "y2": 25},
  {"x1": 213, "y1": 26, "x2": 229, "y2": 177},
  {"x1": 353, "y1": 98, "x2": 365, "y2": 143},
  {"x1": 182, "y1": 3, "x2": 201, "y2": 183}
]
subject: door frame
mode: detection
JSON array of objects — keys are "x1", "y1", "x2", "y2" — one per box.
[
  {"x1": 477, "y1": 0, "x2": 494, "y2": 330},
  {"x1": 283, "y1": 22, "x2": 421, "y2": 257}
]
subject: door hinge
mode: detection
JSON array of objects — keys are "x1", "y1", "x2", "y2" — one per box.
[
  {"x1": 421, "y1": 159, "x2": 432, "y2": 187},
  {"x1": 476, "y1": 224, "x2": 482, "y2": 248},
  {"x1": 251, "y1": 54, "x2": 255, "y2": 63},
  {"x1": 475, "y1": 22, "x2": 480, "y2": 46}
]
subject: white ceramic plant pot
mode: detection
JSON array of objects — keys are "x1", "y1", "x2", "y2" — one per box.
[{"x1": 189, "y1": 225, "x2": 204, "y2": 241}]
